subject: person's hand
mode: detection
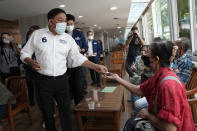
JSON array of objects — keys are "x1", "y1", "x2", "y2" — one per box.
[
  {"x1": 81, "y1": 48, "x2": 85, "y2": 53},
  {"x1": 26, "y1": 58, "x2": 41, "y2": 71},
  {"x1": 93, "y1": 53, "x2": 97, "y2": 56},
  {"x1": 94, "y1": 64, "x2": 108, "y2": 74},
  {"x1": 174, "y1": 69, "x2": 180, "y2": 73},
  {"x1": 104, "y1": 73, "x2": 120, "y2": 81},
  {"x1": 137, "y1": 108, "x2": 150, "y2": 119},
  {"x1": 169, "y1": 67, "x2": 173, "y2": 71}
]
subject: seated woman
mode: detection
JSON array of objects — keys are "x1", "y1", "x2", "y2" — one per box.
[
  {"x1": 0, "y1": 82, "x2": 15, "y2": 131},
  {"x1": 105, "y1": 40, "x2": 195, "y2": 131}
]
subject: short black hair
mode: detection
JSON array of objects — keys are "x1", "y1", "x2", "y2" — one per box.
[
  {"x1": 131, "y1": 26, "x2": 138, "y2": 31},
  {"x1": 29, "y1": 25, "x2": 40, "y2": 31},
  {"x1": 47, "y1": 8, "x2": 66, "y2": 20},
  {"x1": 176, "y1": 37, "x2": 190, "y2": 52},
  {"x1": 87, "y1": 30, "x2": 93, "y2": 35},
  {"x1": 66, "y1": 14, "x2": 75, "y2": 22},
  {"x1": 153, "y1": 37, "x2": 162, "y2": 42},
  {"x1": 151, "y1": 40, "x2": 174, "y2": 67},
  {"x1": 26, "y1": 25, "x2": 40, "y2": 42},
  {"x1": 0, "y1": 32, "x2": 10, "y2": 41}
]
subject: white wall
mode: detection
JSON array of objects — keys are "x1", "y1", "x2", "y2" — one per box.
[{"x1": 19, "y1": 14, "x2": 48, "y2": 43}]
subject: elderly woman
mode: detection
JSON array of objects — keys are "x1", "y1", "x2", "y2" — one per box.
[{"x1": 106, "y1": 40, "x2": 195, "y2": 131}]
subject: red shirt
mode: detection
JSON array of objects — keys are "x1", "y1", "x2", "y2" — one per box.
[{"x1": 140, "y1": 67, "x2": 195, "y2": 131}]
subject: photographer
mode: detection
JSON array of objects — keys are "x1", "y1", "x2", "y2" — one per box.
[
  {"x1": 125, "y1": 26, "x2": 146, "y2": 77},
  {"x1": 125, "y1": 27, "x2": 146, "y2": 105}
]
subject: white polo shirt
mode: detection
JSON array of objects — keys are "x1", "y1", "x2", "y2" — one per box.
[{"x1": 20, "y1": 28, "x2": 87, "y2": 76}]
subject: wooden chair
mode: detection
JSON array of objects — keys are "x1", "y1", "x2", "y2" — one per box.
[
  {"x1": 186, "y1": 88, "x2": 197, "y2": 126},
  {"x1": 187, "y1": 67, "x2": 197, "y2": 90},
  {"x1": 5, "y1": 76, "x2": 32, "y2": 131}
]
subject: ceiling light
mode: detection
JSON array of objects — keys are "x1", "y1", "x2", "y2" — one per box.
[
  {"x1": 59, "y1": 4, "x2": 65, "y2": 8},
  {"x1": 119, "y1": 31, "x2": 122, "y2": 33},
  {"x1": 110, "y1": 6, "x2": 118, "y2": 11},
  {"x1": 117, "y1": 27, "x2": 121, "y2": 29},
  {"x1": 93, "y1": 25, "x2": 97, "y2": 27},
  {"x1": 98, "y1": 27, "x2": 102, "y2": 29},
  {"x1": 78, "y1": 16, "x2": 83, "y2": 18}
]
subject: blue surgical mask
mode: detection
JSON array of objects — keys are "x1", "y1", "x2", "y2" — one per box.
[
  {"x1": 3, "y1": 38, "x2": 10, "y2": 44},
  {"x1": 55, "y1": 22, "x2": 67, "y2": 35}
]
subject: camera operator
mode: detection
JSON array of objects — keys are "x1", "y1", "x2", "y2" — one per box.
[{"x1": 125, "y1": 26, "x2": 146, "y2": 77}]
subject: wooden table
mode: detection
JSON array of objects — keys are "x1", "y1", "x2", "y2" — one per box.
[{"x1": 74, "y1": 86, "x2": 125, "y2": 131}]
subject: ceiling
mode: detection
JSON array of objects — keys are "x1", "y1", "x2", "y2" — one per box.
[{"x1": 0, "y1": 0, "x2": 131, "y2": 35}]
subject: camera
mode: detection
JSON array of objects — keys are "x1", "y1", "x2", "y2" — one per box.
[{"x1": 133, "y1": 32, "x2": 137, "y2": 36}]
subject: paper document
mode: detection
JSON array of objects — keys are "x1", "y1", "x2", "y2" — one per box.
[{"x1": 101, "y1": 86, "x2": 117, "y2": 93}]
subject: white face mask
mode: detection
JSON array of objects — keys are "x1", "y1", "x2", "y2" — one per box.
[
  {"x1": 66, "y1": 25, "x2": 74, "y2": 32},
  {"x1": 3, "y1": 38, "x2": 10, "y2": 44},
  {"x1": 88, "y1": 35, "x2": 94, "y2": 40},
  {"x1": 55, "y1": 22, "x2": 67, "y2": 35}
]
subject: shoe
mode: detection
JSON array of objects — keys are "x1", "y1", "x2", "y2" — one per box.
[
  {"x1": 53, "y1": 113, "x2": 56, "y2": 117},
  {"x1": 42, "y1": 121, "x2": 45, "y2": 128}
]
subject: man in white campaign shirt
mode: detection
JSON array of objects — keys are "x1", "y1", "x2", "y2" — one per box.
[{"x1": 20, "y1": 8, "x2": 107, "y2": 131}]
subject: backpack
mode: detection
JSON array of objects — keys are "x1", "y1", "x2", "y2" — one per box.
[{"x1": 123, "y1": 117, "x2": 155, "y2": 131}]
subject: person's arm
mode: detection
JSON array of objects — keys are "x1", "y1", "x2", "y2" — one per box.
[
  {"x1": 105, "y1": 73, "x2": 143, "y2": 96},
  {"x1": 20, "y1": 32, "x2": 35, "y2": 64},
  {"x1": 24, "y1": 57, "x2": 41, "y2": 71},
  {"x1": 136, "y1": 32, "x2": 146, "y2": 46},
  {"x1": 67, "y1": 38, "x2": 108, "y2": 74},
  {"x1": 124, "y1": 36, "x2": 133, "y2": 49},
  {"x1": 82, "y1": 60, "x2": 107, "y2": 73},
  {"x1": 138, "y1": 109, "x2": 177, "y2": 131}
]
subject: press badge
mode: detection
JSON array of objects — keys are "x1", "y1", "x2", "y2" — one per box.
[
  {"x1": 42, "y1": 37, "x2": 47, "y2": 43},
  {"x1": 59, "y1": 39, "x2": 67, "y2": 44}
]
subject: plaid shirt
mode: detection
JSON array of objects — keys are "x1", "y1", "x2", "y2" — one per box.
[{"x1": 171, "y1": 53, "x2": 193, "y2": 86}]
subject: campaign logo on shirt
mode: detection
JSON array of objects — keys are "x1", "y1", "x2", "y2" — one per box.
[
  {"x1": 59, "y1": 39, "x2": 67, "y2": 44},
  {"x1": 42, "y1": 37, "x2": 47, "y2": 43},
  {"x1": 93, "y1": 42, "x2": 97, "y2": 45},
  {"x1": 75, "y1": 37, "x2": 81, "y2": 41}
]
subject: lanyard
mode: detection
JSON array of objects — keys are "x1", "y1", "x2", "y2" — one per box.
[{"x1": 3, "y1": 48, "x2": 11, "y2": 65}]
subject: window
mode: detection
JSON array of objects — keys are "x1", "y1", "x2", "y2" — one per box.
[
  {"x1": 146, "y1": 7, "x2": 154, "y2": 42},
  {"x1": 155, "y1": 0, "x2": 170, "y2": 39},
  {"x1": 177, "y1": 0, "x2": 191, "y2": 48}
]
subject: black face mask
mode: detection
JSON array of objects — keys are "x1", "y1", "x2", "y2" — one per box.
[
  {"x1": 141, "y1": 55, "x2": 150, "y2": 67},
  {"x1": 175, "y1": 50, "x2": 179, "y2": 58}
]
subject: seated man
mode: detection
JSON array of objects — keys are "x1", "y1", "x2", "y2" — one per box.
[
  {"x1": 0, "y1": 82, "x2": 15, "y2": 131},
  {"x1": 170, "y1": 37, "x2": 193, "y2": 87},
  {"x1": 130, "y1": 45, "x2": 151, "y2": 115}
]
